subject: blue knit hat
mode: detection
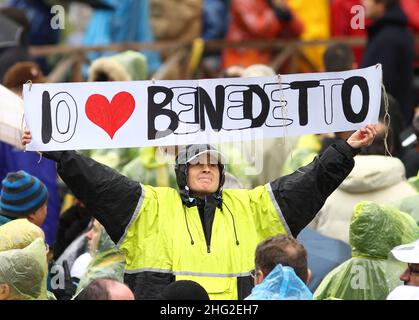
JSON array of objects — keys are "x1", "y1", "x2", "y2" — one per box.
[{"x1": 0, "y1": 171, "x2": 48, "y2": 218}]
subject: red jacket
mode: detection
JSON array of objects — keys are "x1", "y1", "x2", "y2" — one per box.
[{"x1": 222, "y1": 0, "x2": 303, "y2": 68}]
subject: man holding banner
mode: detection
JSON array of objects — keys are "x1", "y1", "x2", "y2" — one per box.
[
  {"x1": 21, "y1": 66, "x2": 380, "y2": 299},
  {"x1": 22, "y1": 124, "x2": 376, "y2": 299}
]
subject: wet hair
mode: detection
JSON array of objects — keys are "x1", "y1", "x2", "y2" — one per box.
[
  {"x1": 255, "y1": 235, "x2": 308, "y2": 283},
  {"x1": 323, "y1": 43, "x2": 354, "y2": 72}
]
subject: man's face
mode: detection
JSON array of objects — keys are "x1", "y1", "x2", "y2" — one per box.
[
  {"x1": 362, "y1": 0, "x2": 385, "y2": 19},
  {"x1": 400, "y1": 263, "x2": 419, "y2": 286},
  {"x1": 86, "y1": 219, "x2": 102, "y2": 256},
  {"x1": 187, "y1": 153, "x2": 220, "y2": 197}
]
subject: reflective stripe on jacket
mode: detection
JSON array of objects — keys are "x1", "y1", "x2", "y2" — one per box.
[{"x1": 118, "y1": 184, "x2": 289, "y2": 300}]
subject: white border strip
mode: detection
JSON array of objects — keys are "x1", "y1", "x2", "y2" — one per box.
[
  {"x1": 116, "y1": 183, "x2": 146, "y2": 248},
  {"x1": 266, "y1": 183, "x2": 292, "y2": 236},
  {"x1": 125, "y1": 268, "x2": 252, "y2": 278}
]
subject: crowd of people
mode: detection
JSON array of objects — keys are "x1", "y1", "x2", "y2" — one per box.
[{"x1": 0, "y1": 0, "x2": 419, "y2": 300}]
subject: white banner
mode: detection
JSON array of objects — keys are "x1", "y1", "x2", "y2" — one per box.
[{"x1": 23, "y1": 65, "x2": 382, "y2": 151}]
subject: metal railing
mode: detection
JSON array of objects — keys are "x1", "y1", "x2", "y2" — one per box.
[{"x1": 28, "y1": 36, "x2": 419, "y2": 82}]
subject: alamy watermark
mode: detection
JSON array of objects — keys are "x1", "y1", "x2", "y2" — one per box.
[
  {"x1": 351, "y1": 5, "x2": 366, "y2": 30},
  {"x1": 50, "y1": 5, "x2": 65, "y2": 30}
]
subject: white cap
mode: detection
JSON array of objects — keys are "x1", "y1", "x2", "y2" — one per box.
[
  {"x1": 391, "y1": 239, "x2": 419, "y2": 264},
  {"x1": 387, "y1": 285, "x2": 419, "y2": 300}
]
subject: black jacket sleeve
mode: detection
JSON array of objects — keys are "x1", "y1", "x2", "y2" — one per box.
[
  {"x1": 43, "y1": 151, "x2": 142, "y2": 243},
  {"x1": 269, "y1": 140, "x2": 359, "y2": 237}
]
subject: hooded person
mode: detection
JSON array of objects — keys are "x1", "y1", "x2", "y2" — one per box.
[
  {"x1": 22, "y1": 125, "x2": 377, "y2": 299},
  {"x1": 52, "y1": 219, "x2": 125, "y2": 300},
  {"x1": 0, "y1": 218, "x2": 45, "y2": 251},
  {"x1": 245, "y1": 234, "x2": 312, "y2": 300},
  {"x1": 245, "y1": 264, "x2": 312, "y2": 300},
  {"x1": 0, "y1": 238, "x2": 49, "y2": 300},
  {"x1": 314, "y1": 201, "x2": 419, "y2": 300},
  {"x1": 73, "y1": 220, "x2": 125, "y2": 297}
]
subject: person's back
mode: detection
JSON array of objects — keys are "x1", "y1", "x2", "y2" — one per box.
[
  {"x1": 246, "y1": 264, "x2": 312, "y2": 300},
  {"x1": 0, "y1": 218, "x2": 45, "y2": 251}
]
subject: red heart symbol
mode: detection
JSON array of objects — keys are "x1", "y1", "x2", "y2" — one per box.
[{"x1": 85, "y1": 91, "x2": 135, "y2": 139}]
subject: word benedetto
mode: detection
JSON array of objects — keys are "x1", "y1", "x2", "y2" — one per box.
[
  {"x1": 147, "y1": 76, "x2": 370, "y2": 139},
  {"x1": 24, "y1": 65, "x2": 381, "y2": 151}
]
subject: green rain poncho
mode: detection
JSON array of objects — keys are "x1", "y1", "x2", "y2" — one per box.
[
  {"x1": 74, "y1": 227, "x2": 125, "y2": 296},
  {"x1": 314, "y1": 201, "x2": 419, "y2": 300},
  {"x1": 0, "y1": 238, "x2": 48, "y2": 300}
]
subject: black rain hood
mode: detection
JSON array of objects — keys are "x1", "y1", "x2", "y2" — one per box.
[{"x1": 175, "y1": 144, "x2": 226, "y2": 208}]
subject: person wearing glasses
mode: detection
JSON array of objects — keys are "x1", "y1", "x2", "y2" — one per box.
[{"x1": 246, "y1": 234, "x2": 312, "y2": 300}]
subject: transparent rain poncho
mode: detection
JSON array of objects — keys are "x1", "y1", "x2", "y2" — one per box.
[
  {"x1": 245, "y1": 264, "x2": 313, "y2": 300},
  {"x1": 0, "y1": 219, "x2": 45, "y2": 251},
  {"x1": 74, "y1": 226, "x2": 125, "y2": 297},
  {"x1": 314, "y1": 201, "x2": 419, "y2": 300},
  {"x1": 392, "y1": 195, "x2": 419, "y2": 225},
  {"x1": 0, "y1": 238, "x2": 49, "y2": 300}
]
